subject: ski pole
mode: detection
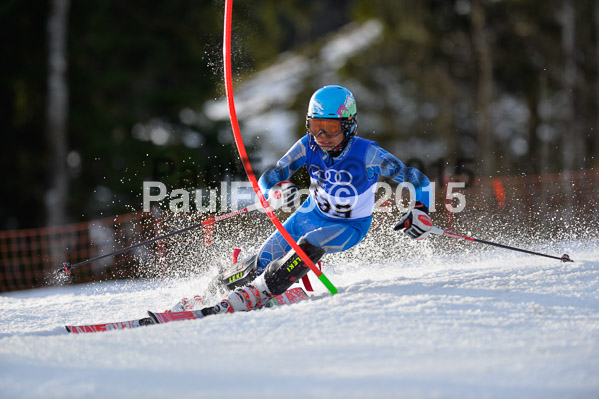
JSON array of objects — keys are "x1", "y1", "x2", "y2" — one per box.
[
  {"x1": 61, "y1": 203, "x2": 261, "y2": 276},
  {"x1": 430, "y1": 226, "x2": 573, "y2": 262}
]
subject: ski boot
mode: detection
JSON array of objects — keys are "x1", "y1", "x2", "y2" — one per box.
[{"x1": 198, "y1": 237, "x2": 325, "y2": 316}]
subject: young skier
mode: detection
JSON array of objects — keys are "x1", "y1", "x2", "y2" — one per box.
[{"x1": 190, "y1": 85, "x2": 434, "y2": 316}]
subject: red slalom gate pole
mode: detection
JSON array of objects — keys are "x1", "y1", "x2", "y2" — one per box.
[
  {"x1": 222, "y1": 0, "x2": 337, "y2": 294},
  {"x1": 429, "y1": 226, "x2": 573, "y2": 262}
]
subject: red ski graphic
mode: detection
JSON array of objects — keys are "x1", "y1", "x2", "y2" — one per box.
[
  {"x1": 267, "y1": 286, "x2": 308, "y2": 306},
  {"x1": 66, "y1": 287, "x2": 309, "y2": 333},
  {"x1": 148, "y1": 309, "x2": 202, "y2": 324},
  {"x1": 65, "y1": 318, "x2": 153, "y2": 334}
]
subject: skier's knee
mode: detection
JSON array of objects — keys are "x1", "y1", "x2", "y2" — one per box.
[
  {"x1": 264, "y1": 237, "x2": 325, "y2": 296},
  {"x1": 220, "y1": 254, "x2": 259, "y2": 291}
]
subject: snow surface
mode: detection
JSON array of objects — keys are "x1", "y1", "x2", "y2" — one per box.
[{"x1": 1, "y1": 240, "x2": 598, "y2": 399}]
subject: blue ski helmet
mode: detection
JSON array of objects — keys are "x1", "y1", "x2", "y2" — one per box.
[{"x1": 306, "y1": 85, "x2": 358, "y2": 154}]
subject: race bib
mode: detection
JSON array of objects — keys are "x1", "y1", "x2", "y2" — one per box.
[{"x1": 309, "y1": 166, "x2": 375, "y2": 219}]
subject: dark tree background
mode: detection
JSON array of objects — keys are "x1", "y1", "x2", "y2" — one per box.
[{"x1": 1, "y1": 0, "x2": 597, "y2": 230}]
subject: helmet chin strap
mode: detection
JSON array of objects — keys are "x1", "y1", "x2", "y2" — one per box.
[{"x1": 326, "y1": 133, "x2": 351, "y2": 157}]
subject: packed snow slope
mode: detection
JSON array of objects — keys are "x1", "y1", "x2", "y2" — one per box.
[{"x1": 1, "y1": 240, "x2": 598, "y2": 399}]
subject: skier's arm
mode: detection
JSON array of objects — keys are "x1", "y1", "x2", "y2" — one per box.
[
  {"x1": 365, "y1": 143, "x2": 432, "y2": 208},
  {"x1": 258, "y1": 137, "x2": 307, "y2": 194}
]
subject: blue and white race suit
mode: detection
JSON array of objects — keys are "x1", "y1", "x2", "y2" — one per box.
[{"x1": 256, "y1": 135, "x2": 431, "y2": 273}]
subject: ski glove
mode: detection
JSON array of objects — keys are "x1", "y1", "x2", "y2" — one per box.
[
  {"x1": 394, "y1": 201, "x2": 433, "y2": 240},
  {"x1": 268, "y1": 181, "x2": 299, "y2": 211}
]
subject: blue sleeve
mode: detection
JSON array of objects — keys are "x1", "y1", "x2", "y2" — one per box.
[
  {"x1": 364, "y1": 143, "x2": 432, "y2": 208},
  {"x1": 258, "y1": 137, "x2": 307, "y2": 194}
]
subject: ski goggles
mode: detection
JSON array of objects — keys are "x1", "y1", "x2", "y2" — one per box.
[{"x1": 307, "y1": 118, "x2": 344, "y2": 138}]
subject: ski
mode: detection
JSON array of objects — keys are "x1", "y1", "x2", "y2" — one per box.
[
  {"x1": 65, "y1": 317, "x2": 154, "y2": 334},
  {"x1": 266, "y1": 286, "x2": 309, "y2": 307},
  {"x1": 147, "y1": 309, "x2": 202, "y2": 324},
  {"x1": 66, "y1": 287, "x2": 309, "y2": 333},
  {"x1": 148, "y1": 287, "x2": 309, "y2": 325}
]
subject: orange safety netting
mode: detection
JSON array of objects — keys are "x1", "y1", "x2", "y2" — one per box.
[{"x1": 0, "y1": 212, "x2": 152, "y2": 292}]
